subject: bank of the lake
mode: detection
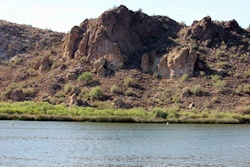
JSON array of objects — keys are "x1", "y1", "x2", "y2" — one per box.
[{"x1": 0, "y1": 101, "x2": 250, "y2": 123}]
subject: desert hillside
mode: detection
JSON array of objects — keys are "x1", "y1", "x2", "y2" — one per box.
[{"x1": 0, "y1": 5, "x2": 249, "y2": 113}]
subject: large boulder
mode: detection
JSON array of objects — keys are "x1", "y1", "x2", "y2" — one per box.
[
  {"x1": 141, "y1": 47, "x2": 197, "y2": 79},
  {"x1": 168, "y1": 47, "x2": 197, "y2": 78}
]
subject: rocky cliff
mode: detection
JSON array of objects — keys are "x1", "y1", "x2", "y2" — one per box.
[
  {"x1": 0, "y1": 5, "x2": 249, "y2": 111},
  {"x1": 63, "y1": 5, "x2": 196, "y2": 79}
]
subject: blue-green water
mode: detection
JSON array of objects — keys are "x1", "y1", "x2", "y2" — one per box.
[{"x1": 0, "y1": 121, "x2": 250, "y2": 166}]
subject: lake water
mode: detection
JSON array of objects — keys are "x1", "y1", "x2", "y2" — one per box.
[{"x1": 0, "y1": 121, "x2": 250, "y2": 166}]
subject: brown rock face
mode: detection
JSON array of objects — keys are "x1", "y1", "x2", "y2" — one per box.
[
  {"x1": 63, "y1": 26, "x2": 83, "y2": 59},
  {"x1": 64, "y1": 5, "x2": 181, "y2": 77},
  {"x1": 168, "y1": 47, "x2": 197, "y2": 78},
  {"x1": 185, "y1": 16, "x2": 250, "y2": 48},
  {"x1": 149, "y1": 47, "x2": 197, "y2": 79}
]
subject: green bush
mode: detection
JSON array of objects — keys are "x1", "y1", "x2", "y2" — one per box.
[
  {"x1": 243, "y1": 84, "x2": 250, "y2": 94},
  {"x1": 125, "y1": 88, "x2": 134, "y2": 96},
  {"x1": 110, "y1": 84, "x2": 120, "y2": 94},
  {"x1": 78, "y1": 72, "x2": 93, "y2": 84},
  {"x1": 52, "y1": 61, "x2": 60, "y2": 69},
  {"x1": 180, "y1": 74, "x2": 189, "y2": 82},
  {"x1": 182, "y1": 86, "x2": 192, "y2": 97},
  {"x1": 124, "y1": 77, "x2": 135, "y2": 87},
  {"x1": 80, "y1": 56, "x2": 89, "y2": 64},
  {"x1": 152, "y1": 108, "x2": 168, "y2": 118},
  {"x1": 217, "y1": 62, "x2": 231, "y2": 69},
  {"x1": 22, "y1": 87, "x2": 36, "y2": 97},
  {"x1": 191, "y1": 84, "x2": 204, "y2": 96},
  {"x1": 213, "y1": 80, "x2": 226, "y2": 93},
  {"x1": 89, "y1": 86, "x2": 104, "y2": 100},
  {"x1": 166, "y1": 106, "x2": 180, "y2": 118},
  {"x1": 211, "y1": 74, "x2": 221, "y2": 82},
  {"x1": 64, "y1": 83, "x2": 75, "y2": 94}
]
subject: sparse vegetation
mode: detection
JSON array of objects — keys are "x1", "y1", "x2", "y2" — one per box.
[
  {"x1": 191, "y1": 84, "x2": 205, "y2": 96},
  {"x1": 78, "y1": 72, "x2": 93, "y2": 84},
  {"x1": 80, "y1": 56, "x2": 89, "y2": 64},
  {"x1": 51, "y1": 61, "x2": 60, "y2": 69},
  {"x1": 64, "y1": 83, "x2": 75, "y2": 94},
  {"x1": 124, "y1": 88, "x2": 134, "y2": 96},
  {"x1": 123, "y1": 77, "x2": 135, "y2": 87},
  {"x1": 217, "y1": 61, "x2": 231, "y2": 69},
  {"x1": 180, "y1": 74, "x2": 189, "y2": 82},
  {"x1": 89, "y1": 86, "x2": 104, "y2": 100},
  {"x1": 110, "y1": 84, "x2": 121, "y2": 94},
  {"x1": 213, "y1": 79, "x2": 227, "y2": 94}
]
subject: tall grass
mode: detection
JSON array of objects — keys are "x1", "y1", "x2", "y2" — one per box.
[{"x1": 0, "y1": 101, "x2": 249, "y2": 123}]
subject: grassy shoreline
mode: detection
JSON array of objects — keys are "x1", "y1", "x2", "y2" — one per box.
[{"x1": 0, "y1": 101, "x2": 250, "y2": 124}]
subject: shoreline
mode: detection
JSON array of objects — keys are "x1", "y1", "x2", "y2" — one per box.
[
  {"x1": 0, "y1": 101, "x2": 250, "y2": 124},
  {"x1": 1, "y1": 113, "x2": 249, "y2": 124}
]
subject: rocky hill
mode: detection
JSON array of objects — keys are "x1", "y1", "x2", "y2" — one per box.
[{"x1": 0, "y1": 5, "x2": 249, "y2": 113}]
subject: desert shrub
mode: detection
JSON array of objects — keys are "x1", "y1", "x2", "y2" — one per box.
[
  {"x1": 78, "y1": 72, "x2": 93, "y2": 84},
  {"x1": 152, "y1": 108, "x2": 168, "y2": 118},
  {"x1": 239, "y1": 54, "x2": 248, "y2": 63},
  {"x1": 124, "y1": 88, "x2": 134, "y2": 96},
  {"x1": 51, "y1": 61, "x2": 60, "y2": 69},
  {"x1": 27, "y1": 68, "x2": 37, "y2": 76},
  {"x1": 63, "y1": 83, "x2": 75, "y2": 94},
  {"x1": 211, "y1": 96, "x2": 220, "y2": 103},
  {"x1": 166, "y1": 106, "x2": 180, "y2": 118},
  {"x1": 110, "y1": 84, "x2": 121, "y2": 94},
  {"x1": 213, "y1": 80, "x2": 226, "y2": 93},
  {"x1": 199, "y1": 71, "x2": 206, "y2": 77},
  {"x1": 216, "y1": 51, "x2": 228, "y2": 61},
  {"x1": 217, "y1": 62, "x2": 231, "y2": 69},
  {"x1": 171, "y1": 95, "x2": 180, "y2": 103},
  {"x1": 243, "y1": 84, "x2": 250, "y2": 94},
  {"x1": 211, "y1": 74, "x2": 221, "y2": 82},
  {"x1": 153, "y1": 72, "x2": 161, "y2": 79},
  {"x1": 182, "y1": 86, "x2": 192, "y2": 97},
  {"x1": 180, "y1": 74, "x2": 188, "y2": 82},
  {"x1": 89, "y1": 86, "x2": 104, "y2": 100},
  {"x1": 80, "y1": 56, "x2": 89, "y2": 64},
  {"x1": 22, "y1": 87, "x2": 36, "y2": 97},
  {"x1": 123, "y1": 77, "x2": 135, "y2": 87},
  {"x1": 191, "y1": 84, "x2": 204, "y2": 96},
  {"x1": 244, "y1": 69, "x2": 250, "y2": 77},
  {"x1": 13, "y1": 57, "x2": 24, "y2": 64},
  {"x1": 234, "y1": 72, "x2": 241, "y2": 79}
]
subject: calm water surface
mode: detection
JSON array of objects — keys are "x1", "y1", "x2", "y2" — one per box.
[{"x1": 0, "y1": 121, "x2": 250, "y2": 166}]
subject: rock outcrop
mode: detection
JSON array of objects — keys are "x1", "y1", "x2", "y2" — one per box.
[
  {"x1": 141, "y1": 47, "x2": 197, "y2": 79},
  {"x1": 63, "y1": 5, "x2": 182, "y2": 78},
  {"x1": 185, "y1": 16, "x2": 250, "y2": 49}
]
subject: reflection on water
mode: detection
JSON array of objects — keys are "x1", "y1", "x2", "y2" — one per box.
[{"x1": 0, "y1": 121, "x2": 250, "y2": 166}]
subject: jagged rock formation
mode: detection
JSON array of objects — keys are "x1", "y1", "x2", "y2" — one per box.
[
  {"x1": 185, "y1": 16, "x2": 250, "y2": 49},
  {"x1": 63, "y1": 5, "x2": 185, "y2": 78},
  {"x1": 63, "y1": 6, "x2": 249, "y2": 79}
]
